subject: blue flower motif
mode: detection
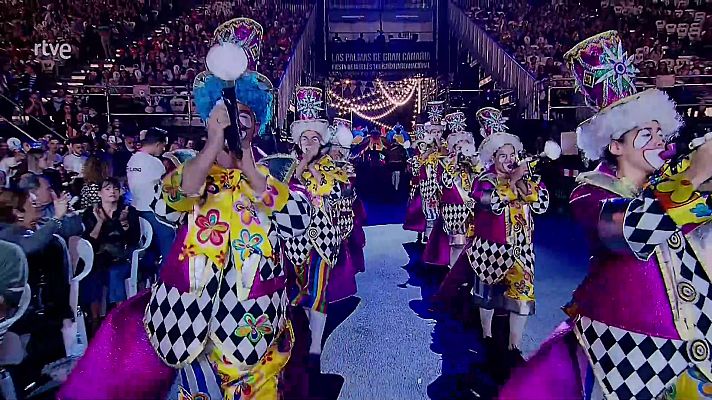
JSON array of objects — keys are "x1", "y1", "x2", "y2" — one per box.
[{"x1": 691, "y1": 203, "x2": 712, "y2": 218}]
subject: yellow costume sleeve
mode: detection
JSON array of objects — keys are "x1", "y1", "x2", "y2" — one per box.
[
  {"x1": 161, "y1": 164, "x2": 205, "y2": 212},
  {"x1": 651, "y1": 168, "x2": 712, "y2": 229}
]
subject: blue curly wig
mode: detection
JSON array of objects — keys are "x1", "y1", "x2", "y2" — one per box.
[{"x1": 193, "y1": 71, "x2": 274, "y2": 136}]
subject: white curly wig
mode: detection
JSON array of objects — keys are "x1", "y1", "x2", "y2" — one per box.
[
  {"x1": 577, "y1": 88, "x2": 683, "y2": 160},
  {"x1": 478, "y1": 132, "x2": 523, "y2": 167}
]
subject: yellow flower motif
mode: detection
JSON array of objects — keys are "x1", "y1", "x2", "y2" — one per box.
[{"x1": 657, "y1": 173, "x2": 695, "y2": 204}]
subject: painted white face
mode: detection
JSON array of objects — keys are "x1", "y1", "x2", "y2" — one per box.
[
  {"x1": 634, "y1": 123, "x2": 666, "y2": 169},
  {"x1": 610, "y1": 121, "x2": 666, "y2": 176}
]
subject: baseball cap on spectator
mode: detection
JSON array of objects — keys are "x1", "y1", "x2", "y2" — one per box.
[{"x1": 6, "y1": 137, "x2": 22, "y2": 152}]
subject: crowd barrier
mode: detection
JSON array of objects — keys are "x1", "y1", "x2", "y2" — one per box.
[{"x1": 448, "y1": 0, "x2": 539, "y2": 118}]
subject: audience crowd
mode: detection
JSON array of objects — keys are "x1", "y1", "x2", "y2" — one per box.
[{"x1": 464, "y1": 0, "x2": 712, "y2": 81}]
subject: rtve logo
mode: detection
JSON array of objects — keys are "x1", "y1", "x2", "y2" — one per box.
[{"x1": 33, "y1": 40, "x2": 72, "y2": 60}]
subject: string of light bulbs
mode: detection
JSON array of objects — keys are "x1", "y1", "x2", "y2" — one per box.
[
  {"x1": 328, "y1": 77, "x2": 419, "y2": 122},
  {"x1": 328, "y1": 78, "x2": 418, "y2": 113}
]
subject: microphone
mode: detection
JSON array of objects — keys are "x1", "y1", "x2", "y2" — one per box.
[{"x1": 221, "y1": 87, "x2": 243, "y2": 159}]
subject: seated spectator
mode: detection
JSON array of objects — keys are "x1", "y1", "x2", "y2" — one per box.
[
  {"x1": 79, "y1": 156, "x2": 109, "y2": 210},
  {"x1": 81, "y1": 177, "x2": 139, "y2": 333},
  {"x1": 0, "y1": 189, "x2": 71, "y2": 392},
  {"x1": 45, "y1": 138, "x2": 64, "y2": 167},
  {"x1": 0, "y1": 148, "x2": 26, "y2": 188},
  {"x1": 17, "y1": 173, "x2": 84, "y2": 237},
  {"x1": 63, "y1": 138, "x2": 88, "y2": 177}
]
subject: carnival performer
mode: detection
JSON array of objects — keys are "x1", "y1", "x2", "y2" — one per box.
[
  {"x1": 403, "y1": 101, "x2": 447, "y2": 243},
  {"x1": 325, "y1": 116, "x2": 365, "y2": 300},
  {"x1": 498, "y1": 30, "x2": 712, "y2": 399},
  {"x1": 282, "y1": 86, "x2": 352, "y2": 377},
  {"x1": 429, "y1": 112, "x2": 485, "y2": 312},
  {"x1": 464, "y1": 106, "x2": 549, "y2": 362},
  {"x1": 58, "y1": 18, "x2": 314, "y2": 400},
  {"x1": 423, "y1": 111, "x2": 481, "y2": 268},
  {"x1": 403, "y1": 123, "x2": 428, "y2": 242},
  {"x1": 329, "y1": 117, "x2": 367, "y2": 278}
]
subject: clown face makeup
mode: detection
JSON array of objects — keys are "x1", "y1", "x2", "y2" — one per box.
[
  {"x1": 235, "y1": 101, "x2": 257, "y2": 140},
  {"x1": 299, "y1": 130, "x2": 322, "y2": 155},
  {"x1": 611, "y1": 121, "x2": 666, "y2": 174},
  {"x1": 494, "y1": 144, "x2": 518, "y2": 175}
]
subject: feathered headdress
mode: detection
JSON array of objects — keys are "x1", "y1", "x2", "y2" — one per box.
[{"x1": 192, "y1": 18, "x2": 274, "y2": 136}]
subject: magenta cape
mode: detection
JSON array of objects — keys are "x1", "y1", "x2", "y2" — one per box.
[
  {"x1": 422, "y1": 218, "x2": 449, "y2": 267},
  {"x1": 403, "y1": 193, "x2": 426, "y2": 232},
  {"x1": 499, "y1": 322, "x2": 587, "y2": 399},
  {"x1": 57, "y1": 290, "x2": 175, "y2": 400}
]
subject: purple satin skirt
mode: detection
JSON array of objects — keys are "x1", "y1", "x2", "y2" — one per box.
[
  {"x1": 403, "y1": 194, "x2": 426, "y2": 232},
  {"x1": 422, "y1": 219, "x2": 449, "y2": 267},
  {"x1": 327, "y1": 242, "x2": 359, "y2": 303},
  {"x1": 57, "y1": 290, "x2": 176, "y2": 400},
  {"x1": 499, "y1": 321, "x2": 586, "y2": 399}
]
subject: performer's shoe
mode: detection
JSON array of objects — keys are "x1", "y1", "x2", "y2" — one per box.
[
  {"x1": 481, "y1": 336, "x2": 498, "y2": 357},
  {"x1": 505, "y1": 348, "x2": 525, "y2": 370},
  {"x1": 306, "y1": 353, "x2": 323, "y2": 398}
]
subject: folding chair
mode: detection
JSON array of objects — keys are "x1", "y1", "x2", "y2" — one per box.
[{"x1": 124, "y1": 217, "x2": 153, "y2": 299}]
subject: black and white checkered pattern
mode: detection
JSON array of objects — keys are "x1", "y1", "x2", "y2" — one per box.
[
  {"x1": 489, "y1": 187, "x2": 507, "y2": 215},
  {"x1": 624, "y1": 194, "x2": 679, "y2": 260},
  {"x1": 441, "y1": 203, "x2": 471, "y2": 236},
  {"x1": 210, "y1": 264, "x2": 287, "y2": 365},
  {"x1": 441, "y1": 168, "x2": 455, "y2": 190},
  {"x1": 272, "y1": 192, "x2": 311, "y2": 240},
  {"x1": 529, "y1": 187, "x2": 550, "y2": 214},
  {"x1": 150, "y1": 182, "x2": 184, "y2": 227},
  {"x1": 283, "y1": 233, "x2": 310, "y2": 267},
  {"x1": 574, "y1": 316, "x2": 690, "y2": 399},
  {"x1": 330, "y1": 196, "x2": 355, "y2": 240},
  {"x1": 407, "y1": 157, "x2": 421, "y2": 175},
  {"x1": 309, "y1": 207, "x2": 340, "y2": 265},
  {"x1": 466, "y1": 237, "x2": 516, "y2": 284},
  {"x1": 145, "y1": 267, "x2": 221, "y2": 367},
  {"x1": 420, "y1": 176, "x2": 440, "y2": 202},
  {"x1": 625, "y1": 192, "x2": 712, "y2": 340},
  {"x1": 409, "y1": 183, "x2": 419, "y2": 201}
]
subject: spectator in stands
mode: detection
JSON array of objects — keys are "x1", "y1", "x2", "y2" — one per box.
[
  {"x1": 81, "y1": 177, "x2": 139, "y2": 333},
  {"x1": 17, "y1": 172, "x2": 83, "y2": 235},
  {"x1": 0, "y1": 188, "x2": 69, "y2": 254},
  {"x1": 80, "y1": 156, "x2": 109, "y2": 210},
  {"x1": 112, "y1": 134, "x2": 135, "y2": 179},
  {"x1": 63, "y1": 138, "x2": 88, "y2": 177},
  {"x1": 45, "y1": 138, "x2": 63, "y2": 167},
  {"x1": 0, "y1": 148, "x2": 25, "y2": 188},
  {"x1": 24, "y1": 92, "x2": 48, "y2": 119},
  {"x1": 126, "y1": 128, "x2": 172, "y2": 267}
]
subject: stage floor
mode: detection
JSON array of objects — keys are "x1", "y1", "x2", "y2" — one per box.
[{"x1": 318, "y1": 214, "x2": 588, "y2": 400}]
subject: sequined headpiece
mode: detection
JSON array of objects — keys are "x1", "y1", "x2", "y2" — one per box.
[{"x1": 564, "y1": 31, "x2": 682, "y2": 160}]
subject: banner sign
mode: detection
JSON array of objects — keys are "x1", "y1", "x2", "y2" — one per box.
[{"x1": 328, "y1": 43, "x2": 435, "y2": 77}]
